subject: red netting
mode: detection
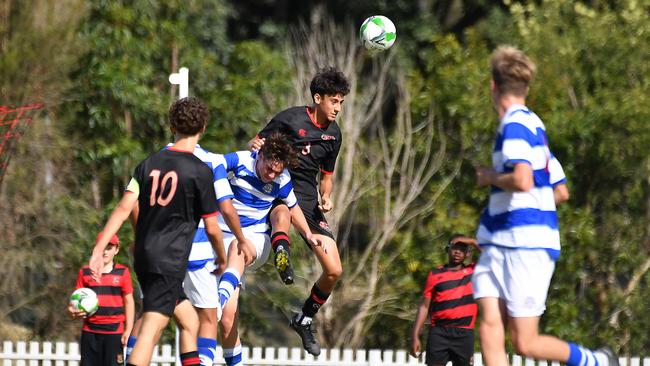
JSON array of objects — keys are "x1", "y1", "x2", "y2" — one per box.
[{"x1": 0, "y1": 103, "x2": 44, "y2": 184}]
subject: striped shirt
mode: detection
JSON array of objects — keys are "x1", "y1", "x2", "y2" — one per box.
[
  {"x1": 179, "y1": 145, "x2": 223, "y2": 263},
  {"x1": 477, "y1": 104, "x2": 565, "y2": 259},
  {"x1": 75, "y1": 264, "x2": 133, "y2": 334},
  {"x1": 213, "y1": 151, "x2": 297, "y2": 233},
  {"x1": 423, "y1": 264, "x2": 477, "y2": 329}
]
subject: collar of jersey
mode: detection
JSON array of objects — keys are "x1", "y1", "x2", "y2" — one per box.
[{"x1": 306, "y1": 106, "x2": 329, "y2": 129}]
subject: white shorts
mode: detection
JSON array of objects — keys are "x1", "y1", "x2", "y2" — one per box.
[
  {"x1": 472, "y1": 245, "x2": 555, "y2": 317},
  {"x1": 184, "y1": 260, "x2": 219, "y2": 308},
  {"x1": 222, "y1": 231, "x2": 271, "y2": 272}
]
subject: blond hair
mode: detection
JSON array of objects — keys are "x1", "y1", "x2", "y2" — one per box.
[{"x1": 490, "y1": 46, "x2": 536, "y2": 97}]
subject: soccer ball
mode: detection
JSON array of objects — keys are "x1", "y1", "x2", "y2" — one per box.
[
  {"x1": 70, "y1": 288, "x2": 99, "y2": 316},
  {"x1": 359, "y1": 15, "x2": 396, "y2": 51}
]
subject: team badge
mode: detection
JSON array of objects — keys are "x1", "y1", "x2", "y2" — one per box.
[
  {"x1": 113, "y1": 277, "x2": 120, "y2": 285},
  {"x1": 298, "y1": 128, "x2": 306, "y2": 137},
  {"x1": 227, "y1": 171, "x2": 236, "y2": 181},
  {"x1": 263, "y1": 184, "x2": 272, "y2": 193}
]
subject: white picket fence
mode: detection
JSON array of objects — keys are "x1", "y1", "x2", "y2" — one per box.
[{"x1": 0, "y1": 341, "x2": 647, "y2": 366}]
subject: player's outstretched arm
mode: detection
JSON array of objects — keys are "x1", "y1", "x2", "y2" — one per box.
[
  {"x1": 90, "y1": 192, "x2": 138, "y2": 281},
  {"x1": 319, "y1": 173, "x2": 334, "y2": 212},
  {"x1": 204, "y1": 215, "x2": 227, "y2": 275},
  {"x1": 410, "y1": 296, "x2": 432, "y2": 358}
]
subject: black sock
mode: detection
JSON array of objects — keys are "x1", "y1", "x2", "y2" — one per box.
[
  {"x1": 271, "y1": 232, "x2": 290, "y2": 252},
  {"x1": 180, "y1": 351, "x2": 200, "y2": 366},
  {"x1": 302, "y1": 284, "x2": 330, "y2": 317}
]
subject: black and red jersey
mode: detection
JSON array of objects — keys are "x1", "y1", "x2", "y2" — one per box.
[
  {"x1": 423, "y1": 263, "x2": 477, "y2": 329},
  {"x1": 128, "y1": 147, "x2": 218, "y2": 278},
  {"x1": 258, "y1": 106, "x2": 342, "y2": 203},
  {"x1": 75, "y1": 264, "x2": 133, "y2": 334}
]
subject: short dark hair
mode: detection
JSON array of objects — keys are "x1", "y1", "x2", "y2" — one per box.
[
  {"x1": 259, "y1": 132, "x2": 299, "y2": 169},
  {"x1": 310, "y1": 67, "x2": 350, "y2": 99},
  {"x1": 446, "y1": 233, "x2": 469, "y2": 251},
  {"x1": 169, "y1": 97, "x2": 209, "y2": 136}
]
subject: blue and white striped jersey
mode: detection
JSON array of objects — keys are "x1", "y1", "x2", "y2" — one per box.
[
  {"x1": 213, "y1": 151, "x2": 297, "y2": 234},
  {"x1": 167, "y1": 144, "x2": 223, "y2": 263},
  {"x1": 476, "y1": 105, "x2": 566, "y2": 260}
]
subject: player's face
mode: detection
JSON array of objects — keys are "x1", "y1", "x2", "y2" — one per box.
[
  {"x1": 102, "y1": 244, "x2": 119, "y2": 265},
  {"x1": 447, "y1": 244, "x2": 468, "y2": 265},
  {"x1": 315, "y1": 93, "x2": 345, "y2": 122},
  {"x1": 256, "y1": 155, "x2": 285, "y2": 183}
]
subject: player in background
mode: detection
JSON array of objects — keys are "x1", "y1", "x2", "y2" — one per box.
[
  {"x1": 216, "y1": 133, "x2": 324, "y2": 366},
  {"x1": 473, "y1": 46, "x2": 618, "y2": 366},
  {"x1": 69, "y1": 232, "x2": 134, "y2": 366},
  {"x1": 410, "y1": 235, "x2": 480, "y2": 366},
  {"x1": 89, "y1": 97, "x2": 225, "y2": 366},
  {"x1": 248, "y1": 67, "x2": 350, "y2": 356}
]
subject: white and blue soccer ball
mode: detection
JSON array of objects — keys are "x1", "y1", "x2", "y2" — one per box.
[
  {"x1": 70, "y1": 288, "x2": 99, "y2": 316},
  {"x1": 360, "y1": 15, "x2": 397, "y2": 51}
]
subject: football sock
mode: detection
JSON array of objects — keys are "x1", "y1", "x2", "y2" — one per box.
[
  {"x1": 301, "y1": 284, "x2": 330, "y2": 318},
  {"x1": 180, "y1": 351, "x2": 201, "y2": 366},
  {"x1": 224, "y1": 344, "x2": 243, "y2": 366},
  {"x1": 218, "y1": 268, "x2": 241, "y2": 309},
  {"x1": 197, "y1": 337, "x2": 217, "y2": 366},
  {"x1": 125, "y1": 335, "x2": 137, "y2": 362},
  {"x1": 567, "y1": 343, "x2": 610, "y2": 366},
  {"x1": 271, "y1": 232, "x2": 291, "y2": 251}
]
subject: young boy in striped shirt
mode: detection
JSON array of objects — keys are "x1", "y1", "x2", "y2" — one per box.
[{"x1": 69, "y1": 232, "x2": 135, "y2": 366}]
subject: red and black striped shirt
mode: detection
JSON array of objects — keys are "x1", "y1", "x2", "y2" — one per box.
[
  {"x1": 423, "y1": 263, "x2": 477, "y2": 329},
  {"x1": 75, "y1": 264, "x2": 133, "y2": 334}
]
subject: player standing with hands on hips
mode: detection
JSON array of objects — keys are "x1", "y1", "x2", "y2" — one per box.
[
  {"x1": 472, "y1": 46, "x2": 618, "y2": 366},
  {"x1": 249, "y1": 67, "x2": 350, "y2": 356}
]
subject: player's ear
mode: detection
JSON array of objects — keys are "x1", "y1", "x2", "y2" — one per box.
[{"x1": 314, "y1": 93, "x2": 322, "y2": 105}]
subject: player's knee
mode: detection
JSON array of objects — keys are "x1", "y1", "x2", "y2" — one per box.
[
  {"x1": 325, "y1": 263, "x2": 343, "y2": 282},
  {"x1": 511, "y1": 339, "x2": 533, "y2": 357},
  {"x1": 270, "y1": 205, "x2": 290, "y2": 227}
]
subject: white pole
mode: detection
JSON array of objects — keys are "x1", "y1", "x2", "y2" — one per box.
[
  {"x1": 175, "y1": 325, "x2": 181, "y2": 366},
  {"x1": 169, "y1": 67, "x2": 189, "y2": 99}
]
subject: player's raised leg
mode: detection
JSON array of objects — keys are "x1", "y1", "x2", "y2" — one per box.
[
  {"x1": 269, "y1": 204, "x2": 295, "y2": 285},
  {"x1": 290, "y1": 233, "x2": 342, "y2": 356}
]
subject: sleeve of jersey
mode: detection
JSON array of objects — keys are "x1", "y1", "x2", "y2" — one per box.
[
  {"x1": 500, "y1": 122, "x2": 534, "y2": 168},
  {"x1": 213, "y1": 154, "x2": 235, "y2": 202},
  {"x1": 75, "y1": 268, "x2": 85, "y2": 289},
  {"x1": 320, "y1": 140, "x2": 341, "y2": 175},
  {"x1": 257, "y1": 116, "x2": 284, "y2": 138},
  {"x1": 198, "y1": 167, "x2": 219, "y2": 218},
  {"x1": 122, "y1": 267, "x2": 134, "y2": 295},
  {"x1": 548, "y1": 155, "x2": 567, "y2": 186},
  {"x1": 422, "y1": 271, "x2": 436, "y2": 299}
]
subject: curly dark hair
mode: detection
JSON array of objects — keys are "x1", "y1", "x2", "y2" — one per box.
[
  {"x1": 309, "y1": 66, "x2": 350, "y2": 99},
  {"x1": 169, "y1": 97, "x2": 209, "y2": 136},
  {"x1": 259, "y1": 132, "x2": 299, "y2": 169}
]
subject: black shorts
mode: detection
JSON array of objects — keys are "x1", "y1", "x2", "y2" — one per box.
[
  {"x1": 269, "y1": 199, "x2": 335, "y2": 243},
  {"x1": 137, "y1": 272, "x2": 187, "y2": 316},
  {"x1": 80, "y1": 331, "x2": 124, "y2": 366},
  {"x1": 425, "y1": 327, "x2": 474, "y2": 366}
]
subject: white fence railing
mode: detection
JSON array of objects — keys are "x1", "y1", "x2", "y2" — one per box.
[{"x1": 1, "y1": 341, "x2": 647, "y2": 366}]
